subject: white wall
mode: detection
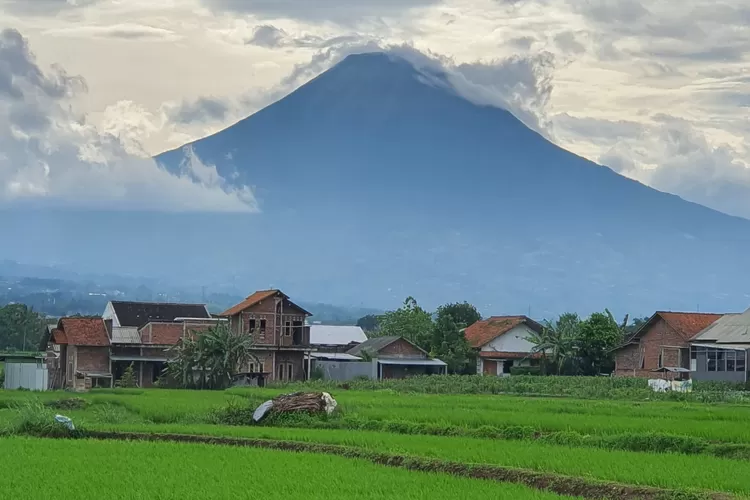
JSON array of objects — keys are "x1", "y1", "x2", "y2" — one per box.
[
  {"x1": 102, "y1": 302, "x2": 119, "y2": 327},
  {"x1": 480, "y1": 324, "x2": 537, "y2": 353}
]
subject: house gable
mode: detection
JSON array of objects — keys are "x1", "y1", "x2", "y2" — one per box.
[
  {"x1": 480, "y1": 324, "x2": 537, "y2": 354},
  {"x1": 465, "y1": 316, "x2": 542, "y2": 350}
]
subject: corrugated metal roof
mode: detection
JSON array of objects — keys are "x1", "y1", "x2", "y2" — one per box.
[
  {"x1": 378, "y1": 358, "x2": 447, "y2": 366},
  {"x1": 110, "y1": 355, "x2": 168, "y2": 362},
  {"x1": 692, "y1": 343, "x2": 750, "y2": 350},
  {"x1": 310, "y1": 352, "x2": 362, "y2": 361},
  {"x1": 691, "y1": 310, "x2": 750, "y2": 343},
  {"x1": 111, "y1": 326, "x2": 141, "y2": 344},
  {"x1": 310, "y1": 325, "x2": 368, "y2": 346}
]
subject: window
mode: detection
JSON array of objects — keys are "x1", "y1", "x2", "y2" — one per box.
[
  {"x1": 260, "y1": 319, "x2": 267, "y2": 334},
  {"x1": 737, "y1": 352, "x2": 746, "y2": 372},
  {"x1": 277, "y1": 363, "x2": 284, "y2": 380},
  {"x1": 717, "y1": 350, "x2": 726, "y2": 372},
  {"x1": 658, "y1": 352, "x2": 663, "y2": 368},
  {"x1": 284, "y1": 321, "x2": 291, "y2": 337},
  {"x1": 708, "y1": 351, "x2": 717, "y2": 371},
  {"x1": 249, "y1": 363, "x2": 256, "y2": 373},
  {"x1": 287, "y1": 363, "x2": 293, "y2": 381},
  {"x1": 727, "y1": 351, "x2": 736, "y2": 372},
  {"x1": 248, "y1": 318, "x2": 256, "y2": 333}
]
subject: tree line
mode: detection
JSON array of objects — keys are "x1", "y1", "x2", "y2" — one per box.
[{"x1": 357, "y1": 298, "x2": 648, "y2": 376}]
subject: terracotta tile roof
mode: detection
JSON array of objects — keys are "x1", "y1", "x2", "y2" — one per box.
[
  {"x1": 464, "y1": 315, "x2": 543, "y2": 348},
  {"x1": 59, "y1": 317, "x2": 110, "y2": 347},
  {"x1": 658, "y1": 312, "x2": 723, "y2": 340},
  {"x1": 479, "y1": 351, "x2": 542, "y2": 360},
  {"x1": 52, "y1": 329, "x2": 68, "y2": 345},
  {"x1": 626, "y1": 312, "x2": 724, "y2": 344},
  {"x1": 219, "y1": 289, "x2": 312, "y2": 317}
]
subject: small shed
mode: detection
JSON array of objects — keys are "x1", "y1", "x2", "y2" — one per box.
[{"x1": 1, "y1": 352, "x2": 48, "y2": 391}]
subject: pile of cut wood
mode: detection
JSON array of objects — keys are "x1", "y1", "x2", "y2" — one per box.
[{"x1": 253, "y1": 391, "x2": 337, "y2": 422}]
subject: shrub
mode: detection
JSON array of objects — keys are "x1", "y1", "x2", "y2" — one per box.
[
  {"x1": 509, "y1": 366, "x2": 542, "y2": 376},
  {"x1": 115, "y1": 363, "x2": 138, "y2": 388},
  {"x1": 9, "y1": 400, "x2": 82, "y2": 437},
  {"x1": 44, "y1": 397, "x2": 88, "y2": 410}
]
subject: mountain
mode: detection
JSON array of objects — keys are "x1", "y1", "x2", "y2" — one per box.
[{"x1": 3, "y1": 52, "x2": 750, "y2": 317}]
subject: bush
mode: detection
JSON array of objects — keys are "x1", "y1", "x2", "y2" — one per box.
[
  {"x1": 509, "y1": 366, "x2": 542, "y2": 376},
  {"x1": 8, "y1": 400, "x2": 82, "y2": 437},
  {"x1": 44, "y1": 398, "x2": 88, "y2": 410}
]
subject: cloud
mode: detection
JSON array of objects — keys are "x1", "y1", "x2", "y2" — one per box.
[
  {"x1": 599, "y1": 115, "x2": 750, "y2": 219},
  {"x1": 245, "y1": 24, "x2": 365, "y2": 49},
  {"x1": 165, "y1": 96, "x2": 231, "y2": 125},
  {"x1": 203, "y1": 0, "x2": 440, "y2": 24},
  {"x1": 0, "y1": 28, "x2": 256, "y2": 213},
  {"x1": 1, "y1": 0, "x2": 100, "y2": 15},
  {"x1": 42, "y1": 24, "x2": 180, "y2": 41}
]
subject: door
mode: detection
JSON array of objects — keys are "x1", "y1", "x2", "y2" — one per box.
[{"x1": 483, "y1": 360, "x2": 498, "y2": 376}]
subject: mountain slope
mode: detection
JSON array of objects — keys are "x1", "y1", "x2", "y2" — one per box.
[{"x1": 3, "y1": 52, "x2": 749, "y2": 316}]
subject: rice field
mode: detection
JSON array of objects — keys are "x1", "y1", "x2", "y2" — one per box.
[
  {"x1": 1, "y1": 437, "x2": 577, "y2": 500},
  {"x1": 3, "y1": 381, "x2": 750, "y2": 499}
]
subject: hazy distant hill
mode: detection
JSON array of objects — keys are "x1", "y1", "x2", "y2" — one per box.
[{"x1": 3, "y1": 52, "x2": 750, "y2": 316}]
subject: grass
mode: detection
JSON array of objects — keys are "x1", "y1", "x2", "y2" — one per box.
[
  {"x1": 82, "y1": 421, "x2": 750, "y2": 496},
  {"x1": 0, "y1": 436, "x2": 581, "y2": 500}
]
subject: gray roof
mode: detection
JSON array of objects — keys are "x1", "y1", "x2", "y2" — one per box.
[
  {"x1": 310, "y1": 325, "x2": 368, "y2": 346},
  {"x1": 310, "y1": 352, "x2": 362, "y2": 361},
  {"x1": 692, "y1": 310, "x2": 750, "y2": 344},
  {"x1": 347, "y1": 336, "x2": 401, "y2": 356},
  {"x1": 378, "y1": 358, "x2": 446, "y2": 366},
  {"x1": 347, "y1": 336, "x2": 427, "y2": 356}
]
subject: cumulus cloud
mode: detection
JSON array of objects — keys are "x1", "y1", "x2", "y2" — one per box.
[{"x1": 0, "y1": 28, "x2": 256, "y2": 213}]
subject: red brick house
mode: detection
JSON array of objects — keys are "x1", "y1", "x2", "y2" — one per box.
[
  {"x1": 43, "y1": 317, "x2": 112, "y2": 391},
  {"x1": 42, "y1": 301, "x2": 220, "y2": 390},
  {"x1": 220, "y1": 289, "x2": 314, "y2": 383},
  {"x1": 613, "y1": 312, "x2": 723, "y2": 378},
  {"x1": 464, "y1": 316, "x2": 543, "y2": 376}
]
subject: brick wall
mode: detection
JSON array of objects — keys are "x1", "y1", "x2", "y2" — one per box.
[
  {"x1": 273, "y1": 351, "x2": 305, "y2": 382},
  {"x1": 379, "y1": 339, "x2": 425, "y2": 358},
  {"x1": 76, "y1": 346, "x2": 110, "y2": 373},
  {"x1": 614, "y1": 318, "x2": 688, "y2": 378},
  {"x1": 237, "y1": 299, "x2": 308, "y2": 346}
]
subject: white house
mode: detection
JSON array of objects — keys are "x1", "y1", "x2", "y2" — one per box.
[{"x1": 464, "y1": 316, "x2": 543, "y2": 376}]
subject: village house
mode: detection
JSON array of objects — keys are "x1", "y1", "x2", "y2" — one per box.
[
  {"x1": 346, "y1": 336, "x2": 447, "y2": 379},
  {"x1": 464, "y1": 316, "x2": 542, "y2": 376},
  {"x1": 219, "y1": 289, "x2": 314, "y2": 383},
  {"x1": 613, "y1": 311, "x2": 723, "y2": 379},
  {"x1": 689, "y1": 308, "x2": 750, "y2": 383},
  {"x1": 41, "y1": 301, "x2": 220, "y2": 390}
]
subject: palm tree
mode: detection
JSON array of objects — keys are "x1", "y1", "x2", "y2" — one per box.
[
  {"x1": 168, "y1": 324, "x2": 257, "y2": 389},
  {"x1": 529, "y1": 313, "x2": 581, "y2": 375}
]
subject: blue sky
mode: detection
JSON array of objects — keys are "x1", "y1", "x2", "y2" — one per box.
[{"x1": 1, "y1": 0, "x2": 750, "y2": 217}]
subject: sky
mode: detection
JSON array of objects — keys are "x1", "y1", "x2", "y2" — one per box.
[{"x1": 1, "y1": 0, "x2": 749, "y2": 217}]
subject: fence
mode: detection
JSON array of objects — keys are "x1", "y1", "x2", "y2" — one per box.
[
  {"x1": 313, "y1": 360, "x2": 376, "y2": 381},
  {"x1": 4, "y1": 361, "x2": 49, "y2": 391}
]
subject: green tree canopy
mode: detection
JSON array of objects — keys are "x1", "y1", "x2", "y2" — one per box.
[
  {"x1": 435, "y1": 302, "x2": 481, "y2": 328},
  {"x1": 375, "y1": 297, "x2": 433, "y2": 346},
  {"x1": 356, "y1": 314, "x2": 380, "y2": 332},
  {"x1": 0, "y1": 303, "x2": 47, "y2": 352},
  {"x1": 427, "y1": 307, "x2": 476, "y2": 374},
  {"x1": 578, "y1": 311, "x2": 622, "y2": 375}
]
